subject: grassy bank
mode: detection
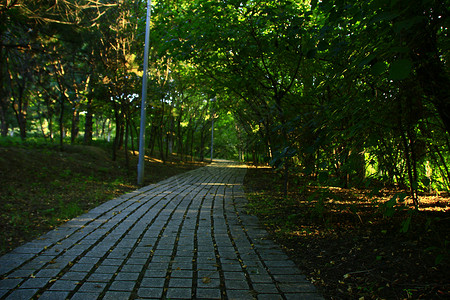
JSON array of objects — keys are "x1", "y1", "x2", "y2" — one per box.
[{"x1": 0, "y1": 138, "x2": 206, "y2": 255}]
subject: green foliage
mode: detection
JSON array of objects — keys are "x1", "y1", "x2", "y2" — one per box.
[
  {"x1": 1, "y1": 0, "x2": 449, "y2": 205},
  {"x1": 389, "y1": 59, "x2": 413, "y2": 80}
]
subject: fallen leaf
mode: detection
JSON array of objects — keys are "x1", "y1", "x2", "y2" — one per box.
[{"x1": 202, "y1": 277, "x2": 211, "y2": 284}]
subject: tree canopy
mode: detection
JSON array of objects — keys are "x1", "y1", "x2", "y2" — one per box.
[{"x1": 1, "y1": 0, "x2": 449, "y2": 199}]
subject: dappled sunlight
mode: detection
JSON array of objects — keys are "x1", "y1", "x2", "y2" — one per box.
[
  {"x1": 199, "y1": 182, "x2": 240, "y2": 186},
  {"x1": 145, "y1": 155, "x2": 164, "y2": 164},
  {"x1": 417, "y1": 195, "x2": 450, "y2": 212}
]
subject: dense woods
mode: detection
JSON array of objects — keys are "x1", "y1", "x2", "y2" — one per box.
[{"x1": 1, "y1": 0, "x2": 449, "y2": 205}]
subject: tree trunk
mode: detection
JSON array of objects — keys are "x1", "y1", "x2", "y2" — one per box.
[
  {"x1": 124, "y1": 116, "x2": 129, "y2": 171},
  {"x1": 148, "y1": 125, "x2": 156, "y2": 156},
  {"x1": 84, "y1": 98, "x2": 93, "y2": 145},
  {"x1": 71, "y1": 107, "x2": 80, "y2": 144},
  {"x1": 112, "y1": 105, "x2": 123, "y2": 161},
  {"x1": 176, "y1": 106, "x2": 184, "y2": 159},
  {"x1": 131, "y1": 120, "x2": 138, "y2": 156},
  {"x1": 0, "y1": 41, "x2": 6, "y2": 137},
  {"x1": 10, "y1": 80, "x2": 28, "y2": 140},
  {"x1": 0, "y1": 102, "x2": 7, "y2": 137},
  {"x1": 58, "y1": 96, "x2": 65, "y2": 151},
  {"x1": 158, "y1": 126, "x2": 166, "y2": 164}
]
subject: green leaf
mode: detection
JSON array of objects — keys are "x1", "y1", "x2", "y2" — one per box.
[
  {"x1": 358, "y1": 54, "x2": 376, "y2": 67},
  {"x1": 400, "y1": 216, "x2": 411, "y2": 233},
  {"x1": 389, "y1": 59, "x2": 412, "y2": 80},
  {"x1": 317, "y1": 40, "x2": 328, "y2": 51},
  {"x1": 318, "y1": 172, "x2": 329, "y2": 184},
  {"x1": 369, "y1": 11, "x2": 399, "y2": 24},
  {"x1": 306, "y1": 49, "x2": 317, "y2": 59},
  {"x1": 371, "y1": 61, "x2": 387, "y2": 75},
  {"x1": 394, "y1": 16, "x2": 424, "y2": 33}
]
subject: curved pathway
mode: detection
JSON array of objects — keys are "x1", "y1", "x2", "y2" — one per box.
[{"x1": 0, "y1": 160, "x2": 322, "y2": 299}]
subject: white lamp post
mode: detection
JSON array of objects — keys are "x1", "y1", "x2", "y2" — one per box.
[
  {"x1": 210, "y1": 97, "x2": 215, "y2": 162},
  {"x1": 137, "y1": 0, "x2": 152, "y2": 185}
]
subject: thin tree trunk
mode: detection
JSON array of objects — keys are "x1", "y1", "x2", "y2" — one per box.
[
  {"x1": 0, "y1": 103, "x2": 7, "y2": 137},
  {"x1": 401, "y1": 130, "x2": 418, "y2": 208},
  {"x1": 71, "y1": 107, "x2": 80, "y2": 144},
  {"x1": 158, "y1": 126, "x2": 166, "y2": 164},
  {"x1": 124, "y1": 116, "x2": 129, "y2": 171},
  {"x1": 84, "y1": 98, "x2": 93, "y2": 145},
  {"x1": 59, "y1": 96, "x2": 65, "y2": 151}
]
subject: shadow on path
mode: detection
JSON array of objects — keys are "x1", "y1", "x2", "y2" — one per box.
[{"x1": 0, "y1": 160, "x2": 322, "y2": 299}]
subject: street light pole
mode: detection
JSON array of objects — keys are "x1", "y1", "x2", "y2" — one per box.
[
  {"x1": 210, "y1": 97, "x2": 215, "y2": 162},
  {"x1": 137, "y1": 0, "x2": 152, "y2": 185}
]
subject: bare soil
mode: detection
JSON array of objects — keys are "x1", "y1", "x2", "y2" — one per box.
[{"x1": 243, "y1": 166, "x2": 450, "y2": 299}]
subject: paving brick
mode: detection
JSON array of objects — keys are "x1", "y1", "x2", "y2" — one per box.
[
  {"x1": 196, "y1": 263, "x2": 217, "y2": 270},
  {"x1": 170, "y1": 269, "x2": 193, "y2": 278},
  {"x1": 166, "y1": 287, "x2": 192, "y2": 299},
  {"x1": 226, "y1": 289, "x2": 255, "y2": 300},
  {"x1": 95, "y1": 265, "x2": 119, "y2": 274},
  {"x1": 86, "y1": 272, "x2": 114, "y2": 283},
  {"x1": 0, "y1": 278, "x2": 22, "y2": 290},
  {"x1": 168, "y1": 277, "x2": 192, "y2": 288},
  {"x1": 279, "y1": 282, "x2": 318, "y2": 293},
  {"x1": 196, "y1": 288, "x2": 222, "y2": 299},
  {"x1": 19, "y1": 277, "x2": 49, "y2": 289},
  {"x1": 126, "y1": 257, "x2": 147, "y2": 265},
  {"x1": 272, "y1": 274, "x2": 307, "y2": 283},
  {"x1": 171, "y1": 261, "x2": 193, "y2": 270},
  {"x1": 129, "y1": 252, "x2": 150, "y2": 259},
  {"x1": 252, "y1": 283, "x2": 279, "y2": 294},
  {"x1": 71, "y1": 291, "x2": 101, "y2": 300},
  {"x1": 69, "y1": 263, "x2": 93, "y2": 273},
  {"x1": 220, "y1": 262, "x2": 242, "y2": 271},
  {"x1": 60, "y1": 272, "x2": 86, "y2": 281},
  {"x1": 38, "y1": 290, "x2": 70, "y2": 299},
  {"x1": 144, "y1": 269, "x2": 166, "y2": 278},
  {"x1": 248, "y1": 274, "x2": 273, "y2": 283},
  {"x1": 258, "y1": 294, "x2": 284, "y2": 300},
  {"x1": 78, "y1": 257, "x2": 101, "y2": 265},
  {"x1": 48, "y1": 280, "x2": 78, "y2": 291},
  {"x1": 102, "y1": 258, "x2": 124, "y2": 266},
  {"x1": 103, "y1": 291, "x2": 132, "y2": 300},
  {"x1": 137, "y1": 287, "x2": 163, "y2": 298},
  {"x1": 140, "y1": 276, "x2": 165, "y2": 287},
  {"x1": 0, "y1": 289, "x2": 8, "y2": 298},
  {"x1": 118, "y1": 264, "x2": 140, "y2": 273},
  {"x1": 109, "y1": 280, "x2": 135, "y2": 291},
  {"x1": 78, "y1": 281, "x2": 106, "y2": 293},
  {"x1": 223, "y1": 271, "x2": 246, "y2": 281},
  {"x1": 6, "y1": 288, "x2": 38, "y2": 300},
  {"x1": 225, "y1": 280, "x2": 249, "y2": 290},
  {"x1": 197, "y1": 277, "x2": 220, "y2": 289},
  {"x1": 268, "y1": 266, "x2": 302, "y2": 275}
]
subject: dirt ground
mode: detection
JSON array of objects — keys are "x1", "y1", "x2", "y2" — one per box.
[{"x1": 243, "y1": 166, "x2": 450, "y2": 299}]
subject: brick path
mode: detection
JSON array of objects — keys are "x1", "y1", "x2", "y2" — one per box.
[{"x1": 0, "y1": 160, "x2": 322, "y2": 299}]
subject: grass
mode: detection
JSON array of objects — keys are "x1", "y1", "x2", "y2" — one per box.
[
  {"x1": 0, "y1": 138, "x2": 206, "y2": 255},
  {"x1": 243, "y1": 166, "x2": 450, "y2": 300}
]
